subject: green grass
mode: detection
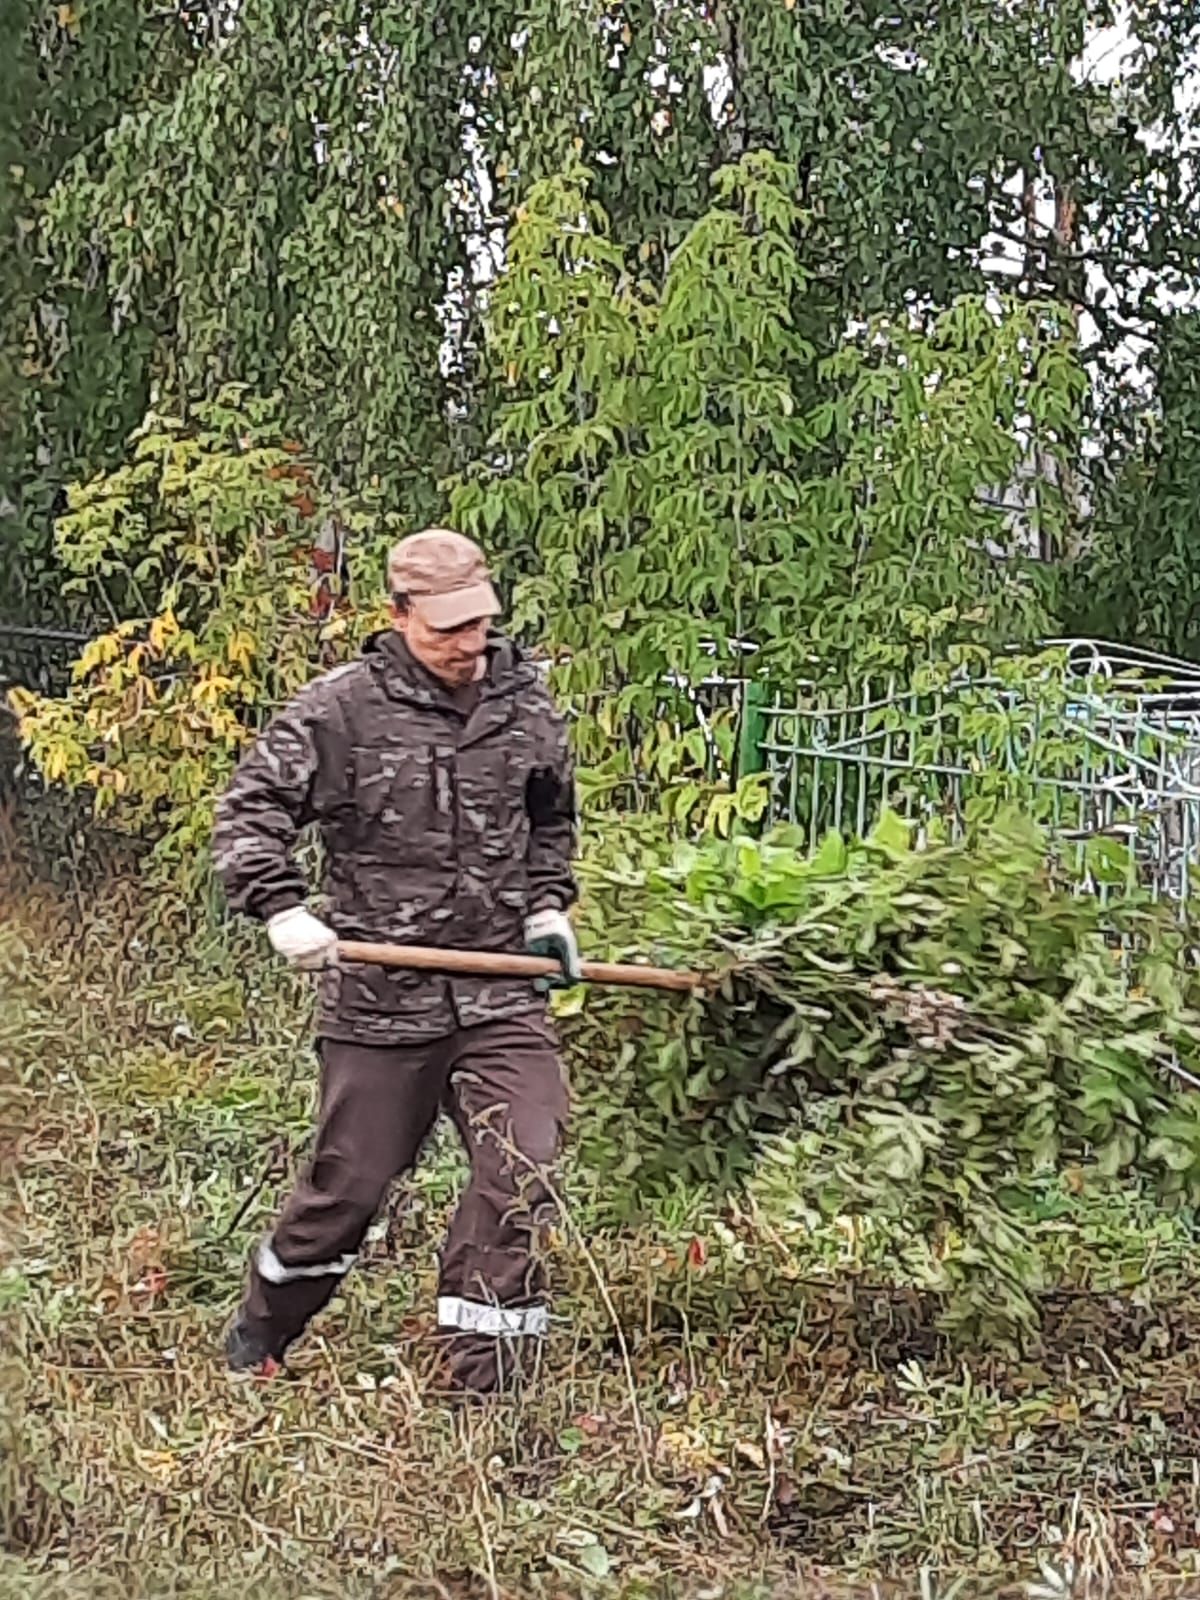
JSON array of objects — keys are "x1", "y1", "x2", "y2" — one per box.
[{"x1": 6, "y1": 863, "x2": 1200, "y2": 1599}]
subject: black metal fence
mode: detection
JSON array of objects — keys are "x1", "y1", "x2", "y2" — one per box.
[{"x1": 0, "y1": 621, "x2": 141, "y2": 889}]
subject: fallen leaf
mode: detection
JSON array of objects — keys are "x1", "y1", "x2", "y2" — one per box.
[{"x1": 579, "y1": 1542, "x2": 611, "y2": 1578}]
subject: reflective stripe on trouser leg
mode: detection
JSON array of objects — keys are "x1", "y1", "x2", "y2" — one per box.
[
  {"x1": 437, "y1": 1295, "x2": 549, "y2": 1339},
  {"x1": 256, "y1": 1237, "x2": 358, "y2": 1286}
]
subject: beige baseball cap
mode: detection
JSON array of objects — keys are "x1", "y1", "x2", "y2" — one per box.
[{"x1": 387, "y1": 528, "x2": 501, "y2": 631}]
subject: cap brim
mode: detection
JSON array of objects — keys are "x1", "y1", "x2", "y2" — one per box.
[{"x1": 414, "y1": 582, "x2": 501, "y2": 631}]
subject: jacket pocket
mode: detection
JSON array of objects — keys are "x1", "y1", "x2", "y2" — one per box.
[
  {"x1": 352, "y1": 742, "x2": 450, "y2": 862},
  {"x1": 456, "y1": 748, "x2": 530, "y2": 861}
]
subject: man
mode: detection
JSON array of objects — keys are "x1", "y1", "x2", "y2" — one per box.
[{"x1": 212, "y1": 528, "x2": 580, "y2": 1394}]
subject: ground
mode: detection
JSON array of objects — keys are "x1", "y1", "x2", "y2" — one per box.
[{"x1": 5, "y1": 848, "x2": 1200, "y2": 1600}]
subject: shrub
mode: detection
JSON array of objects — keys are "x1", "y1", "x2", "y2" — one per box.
[{"x1": 7, "y1": 389, "x2": 395, "y2": 887}]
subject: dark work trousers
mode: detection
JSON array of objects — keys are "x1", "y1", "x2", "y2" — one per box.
[{"x1": 237, "y1": 1016, "x2": 569, "y2": 1391}]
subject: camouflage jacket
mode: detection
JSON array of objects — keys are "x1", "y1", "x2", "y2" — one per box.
[{"x1": 212, "y1": 629, "x2": 577, "y2": 1044}]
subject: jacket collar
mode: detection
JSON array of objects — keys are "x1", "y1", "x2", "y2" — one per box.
[{"x1": 361, "y1": 628, "x2": 537, "y2": 716}]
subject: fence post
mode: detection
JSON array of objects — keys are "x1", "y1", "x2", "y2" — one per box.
[{"x1": 736, "y1": 679, "x2": 767, "y2": 783}]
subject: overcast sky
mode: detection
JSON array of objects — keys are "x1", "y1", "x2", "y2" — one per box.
[{"x1": 984, "y1": 9, "x2": 1200, "y2": 391}]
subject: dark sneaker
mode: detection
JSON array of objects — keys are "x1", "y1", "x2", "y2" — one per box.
[{"x1": 225, "y1": 1318, "x2": 284, "y2": 1377}]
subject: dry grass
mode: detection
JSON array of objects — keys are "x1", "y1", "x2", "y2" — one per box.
[{"x1": 5, "y1": 857, "x2": 1200, "y2": 1599}]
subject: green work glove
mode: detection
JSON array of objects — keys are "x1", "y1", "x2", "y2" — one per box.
[{"x1": 524, "y1": 909, "x2": 582, "y2": 991}]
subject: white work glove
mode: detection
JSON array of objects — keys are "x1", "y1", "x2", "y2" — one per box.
[
  {"x1": 524, "y1": 908, "x2": 582, "y2": 990},
  {"x1": 266, "y1": 906, "x2": 338, "y2": 970}
]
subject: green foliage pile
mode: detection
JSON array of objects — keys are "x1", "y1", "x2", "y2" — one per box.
[{"x1": 565, "y1": 809, "x2": 1200, "y2": 1344}]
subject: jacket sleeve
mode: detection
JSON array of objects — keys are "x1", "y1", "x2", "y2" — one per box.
[
  {"x1": 525, "y1": 697, "x2": 579, "y2": 913},
  {"x1": 212, "y1": 680, "x2": 335, "y2": 923}
]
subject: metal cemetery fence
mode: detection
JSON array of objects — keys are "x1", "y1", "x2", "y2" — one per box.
[
  {"x1": 0, "y1": 620, "x2": 89, "y2": 805},
  {"x1": 0, "y1": 620, "x2": 141, "y2": 888},
  {"x1": 744, "y1": 640, "x2": 1200, "y2": 907}
]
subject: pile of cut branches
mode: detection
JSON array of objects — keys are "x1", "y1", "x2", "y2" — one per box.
[{"x1": 567, "y1": 810, "x2": 1200, "y2": 1343}]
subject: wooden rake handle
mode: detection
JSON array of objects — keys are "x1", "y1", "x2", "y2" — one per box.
[{"x1": 336, "y1": 939, "x2": 701, "y2": 993}]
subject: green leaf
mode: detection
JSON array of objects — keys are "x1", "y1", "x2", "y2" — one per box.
[
  {"x1": 868, "y1": 807, "x2": 911, "y2": 858},
  {"x1": 579, "y1": 1542, "x2": 611, "y2": 1579},
  {"x1": 809, "y1": 830, "x2": 847, "y2": 877}
]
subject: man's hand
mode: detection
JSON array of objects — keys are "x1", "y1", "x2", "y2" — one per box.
[
  {"x1": 267, "y1": 906, "x2": 339, "y2": 970},
  {"x1": 524, "y1": 908, "x2": 582, "y2": 990}
]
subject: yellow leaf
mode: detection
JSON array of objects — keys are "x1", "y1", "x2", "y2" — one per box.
[
  {"x1": 226, "y1": 629, "x2": 257, "y2": 671},
  {"x1": 74, "y1": 632, "x2": 119, "y2": 681},
  {"x1": 133, "y1": 1447, "x2": 178, "y2": 1486},
  {"x1": 7, "y1": 686, "x2": 38, "y2": 718},
  {"x1": 56, "y1": 3, "x2": 78, "y2": 27}
]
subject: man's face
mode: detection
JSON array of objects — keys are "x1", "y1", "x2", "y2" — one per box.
[{"x1": 395, "y1": 603, "x2": 492, "y2": 688}]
